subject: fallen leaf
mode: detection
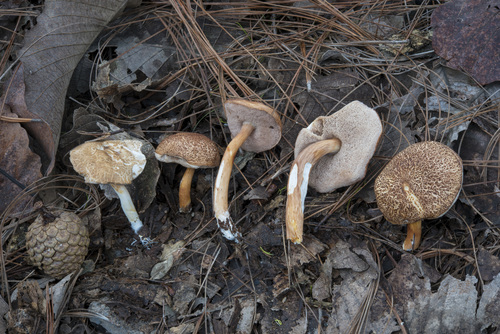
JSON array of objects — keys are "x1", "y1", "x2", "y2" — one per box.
[
  {"x1": 150, "y1": 240, "x2": 185, "y2": 280},
  {"x1": 432, "y1": 0, "x2": 500, "y2": 85},
  {"x1": 235, "y1": 298, "x2": 257, "y2": 334},
  {"x1": 0, "y1": 110, "x2": 42, "y2": 214},
  {"x1": 17, "y1": 0, "x2": 131, "y2": 173},
  {"x1": 289, "y1": 235, "x2": 327, "y2": 267},
  {"x1": 476, "y1": 273, "x2": 500, "y2": 330},
  {"x1": 388, "y1": 253, "x2": 500, "y2": 332},
  {"x1": 324, "y1": 240, "x2": 398, "y2": 333}
]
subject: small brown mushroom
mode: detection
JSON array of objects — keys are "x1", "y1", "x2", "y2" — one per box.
[
  {"x1": 155, "y1": 132, "x2": 220, "y2": 213},
  {"x1": 214, "y1": 98, "x2": 282, "y2": 242},
  {"x1": 286, "y1": 101, "x2": 382, "y2": 243},
  {"x1": 374, "y1": 141, "x2": 463, "y2": 251},
  {"x1": 69, "y1": 139, "x2": 152, "y2": 246}
]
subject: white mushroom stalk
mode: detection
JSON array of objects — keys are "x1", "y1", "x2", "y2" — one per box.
[
  {"x1": 69, "y1": 139, "x2": 153, "y2": 247},
  {"x1": 286, "y1": 139, "x2": 341, "y2": 244},
  {"x1": 213, "y1": 123, "x2": 254, "y2": 242},
  {"x1": 110, "y1": 184, "x2": 144, "y2": 233}
]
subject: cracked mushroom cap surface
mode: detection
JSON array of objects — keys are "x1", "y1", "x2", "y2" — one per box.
[
  {"x1": 374, "y1": 141, "x2": 463, "y2": 225},
  {"x1": 294, "y1": 100, "x2": 383, "y2": 193},
  {"x1": 224, "y1": 98, "x2": 282, "y2": 153},
  {"x1": 155, "y1": 132, "x2": 220, "y2": 168},
  {"x1": 69, "y1": 139, "x2": 146, "y2": 185}
]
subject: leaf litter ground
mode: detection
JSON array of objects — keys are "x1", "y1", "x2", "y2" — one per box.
[{"x1": 1, "y1": 1, "x2": 500, "y2": 333}]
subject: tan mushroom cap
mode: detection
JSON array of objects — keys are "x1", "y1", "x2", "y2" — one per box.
[
  {"x1": 294, "y1": 100, "x2": 383, "y2": 193},
  {"x1": 70, "y1": 139, "x2": 146, "y2": 185},
  {"x1": 155, "y1": 132, "x2": 220, "y2": 168},
  {"x1": 374, "y1": 141, "x2": 463, "y2": 225},
  {"x1": 224, "y1": 98, "x2": 282, "y2": 153}
]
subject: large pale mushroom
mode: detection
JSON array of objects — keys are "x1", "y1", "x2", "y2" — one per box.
[
  {"x1": 214, "y1": 98, "x2": 282, "y2": 242},
  {"x1": 374, "y1": 141, "x2": 463, "y2": 251},
  {"x1": 286, "y1": 101, "x2": 383, "y2": 243},
  {"x1": 70, "y1": 139, "x2": 152, "y2": 246},
  {"x1": 155, "y1": 132, "x2": 220, "y2": 213}
]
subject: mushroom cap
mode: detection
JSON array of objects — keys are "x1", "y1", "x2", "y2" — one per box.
[
  {"x1": 155, "y1": 132, "x2": 220, "y2": 168},
  {"x1": 224, "y1": 98, "x2": 282, "y2": 153},
  {"x1": 294, "y1": 100, "x2": 383, "y2": 193},
  {"x1": 70, "y1": 139, "x2": 146, "y2": 185},
  {"x1": 374, "y1": 141, "x2": 463, "y2": 225}
]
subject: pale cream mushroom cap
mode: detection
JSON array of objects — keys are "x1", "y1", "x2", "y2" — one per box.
[
  {"x1": 155, "y1": 132, "x2": 220, "y2": 169},
  {"x1": 294, "y1": 101, "x2": 383, "y2": 193},
  {"x1": 374, "y1": 141, "x2": 463, "y2": 225},
  {"x1": 69, "y1": 139, "x2": 147, "y2": 185},
  {"x1": 224, "y1": 98, "x2": 282, "y2": 153}
]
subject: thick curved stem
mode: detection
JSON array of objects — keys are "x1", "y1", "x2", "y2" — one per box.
[
  {"x1": 213, "y1": 123, "x2": 254, "y2": 241},
  {"x1": 179, "y1": 167, "x2": 195, "y2": 213},
  {"x1": 403, "y1": 221, "x2": 422, "y2": 251},
  {"x1": 286, "y1": 138, "x2": 342, "y2": 243}
]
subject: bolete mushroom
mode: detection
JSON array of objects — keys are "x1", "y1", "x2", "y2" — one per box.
[
  {"x1": 286, "y1": 101, "x2": 382, "y2": 243},
  {"x1": 155, "y1": 132, "x2": 220, "y2": 213},
  {"x1": 374, "y1": 141, "x2": 463, "y2": 251},
  {"x1": 214, "y1": 98, "x2": 282, "y2": 242},
  {"x1": 69, "y1": 139, "x2": 152, "y2": 246}
]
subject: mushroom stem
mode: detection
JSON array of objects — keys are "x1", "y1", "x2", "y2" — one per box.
[
  {"x1": 286, "y1": 138, "x2": 342, "y2": 243},
  {"x1": 110, "y1": 184, "x2": 143, "y2": 234},
  {"x1": 179, "y1": 167, "x2": 195, "y2": 213},
  {"x1": 403, "y1": 221, "x2": 422, "y2": 251},
  {"x1": 213, "y1": 122, "x2": 254, "y2": 241}
]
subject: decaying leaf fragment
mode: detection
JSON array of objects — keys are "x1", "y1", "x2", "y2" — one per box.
[
  {"x1": 321, "y1": 240, "x2": 399, "y2": 334},
  {"x1": 388, "y1": 253, "x2": 500, "y2": 332},
  {"x1": 432, "y1": 0, "x2": 500, "y2": 85}
]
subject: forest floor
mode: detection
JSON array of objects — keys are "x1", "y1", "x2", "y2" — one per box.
[{"x1": 1, "y1": 1, "x2": 500, "y2": 333}]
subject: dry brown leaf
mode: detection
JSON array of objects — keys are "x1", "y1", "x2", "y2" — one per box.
[
  {"x1": 17, "y1": 0, "x2": 130, "y2": 173},
  {"x1": 432, "y1": 0, "x2": 500, "y2": 85},
  {"x1": 0, "y1": 110, "x2": 42, "y2": 214}
]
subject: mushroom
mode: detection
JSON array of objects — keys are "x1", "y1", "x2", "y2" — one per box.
[
  {"x1": 214, "y1": 98, "x2": 282, "y2": 242},
  {"x1": 69, "y1": 139, "x2": 152, "y2": 245},
  {"x1": 374, "y1": 141, "x2": 463, "y2": 251},
  {"x1": 155, "y1": 132, "x2": 220, "y2": 213},
  {"x1": 286, "y1": 101, "x2": 382, "y2": 243}
]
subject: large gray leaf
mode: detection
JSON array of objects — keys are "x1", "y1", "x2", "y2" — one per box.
[{"x1": 18, "y1": 0, "x2": 130, "y2": 173}]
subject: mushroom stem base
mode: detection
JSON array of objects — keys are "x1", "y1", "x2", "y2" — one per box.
[
  {"x1": 403, "y1": 221, "x2": 422, "y2": 251},
  {"x1": 216, "y1": 211, "x2": 242, "y2": 243},
  {"x1": 179, "y1": 168, "x2": 195, "y2": 213},
  {"x1": 110, "y1": 184, "x2": 143, "y2": 234}
]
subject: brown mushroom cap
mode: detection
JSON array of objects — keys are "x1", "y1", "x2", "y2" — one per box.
[
  {"x1": 294, "y1": 100, "x2": 383, "y2": 193},
  {"x1": 155, "y1": 132, "x2": 220, "y2": 168},
  {"x1": 224, "y1": 98, "x2": 282, "y2": 153},
  {"x1": 70, "y1": 139, "x2": 146, "y2": 185},
  {"x1": 374, "y1": 141, "x2": 463, "y2": 225}
]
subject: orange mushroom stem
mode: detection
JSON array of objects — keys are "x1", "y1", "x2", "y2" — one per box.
[
  {"x1": 213, "y1": 123, "x2": 254, "y2": 241},
  {"x1": 286, "y1": 138, "x2": 342, "y2": 243}
]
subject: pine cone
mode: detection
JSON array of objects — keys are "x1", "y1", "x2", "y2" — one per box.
[{"x1": 26, "y1": 211, "x2": 89, "y2": 279}]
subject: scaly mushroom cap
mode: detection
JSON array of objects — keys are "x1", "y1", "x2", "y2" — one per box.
[
  {"x1": 224, "y1": 98, "x2": 282, "y2": 153},
  {"x1": 155, "y1": 132, "x2": 220, "y2": 168},
  {"x1": 70, "y1": 139, "x2": 146, "y2": 185},
  {"x1": 374, "y1": 141, "x2": 463, "y2": 225},
  {"x1": 294, "y1": 101, "x2": 383, "y2": 193}
]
